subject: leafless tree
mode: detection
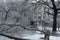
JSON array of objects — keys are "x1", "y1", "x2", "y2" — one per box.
[{"x1": 33, "y1": 0, "x2": 60, "y2": 32}]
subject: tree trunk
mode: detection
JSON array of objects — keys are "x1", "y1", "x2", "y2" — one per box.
[
  {"x1": 52, "y1": 11, "x2": 57, "y2": 32},
  {"x1": 5, "y1": 13, "x2": 8, "y2": 20}
]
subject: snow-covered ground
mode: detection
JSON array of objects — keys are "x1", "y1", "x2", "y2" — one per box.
[
  {"x1": 22, "y1": 33, "x2": 60, "y2": 40},
  {"x1": 0, "y1": 33, "x2": 60, "y2": 40},
  {"x1": 0, "y1": 25, "x2": 60, "y2": 40},
  {"x1": 50, "y1": 36, "x2": 60, "y2": 40},
  {"x1": 0, "y1": 35, "x2": 14, "y2": 40}
]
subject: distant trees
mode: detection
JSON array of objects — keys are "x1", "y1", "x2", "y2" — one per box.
[
  {"x1": 0, "y1": 0, "x2": 60, "y2": 32},
  {"x1": 0, "y1": 0, "x2": 32, "y2": 25},
  {"x1": 0, "y1": 2, "x2": 18, "y2": 21}
]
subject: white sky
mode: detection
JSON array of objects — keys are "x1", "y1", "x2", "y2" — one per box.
[
  {"x1": 0, "y1": 0, "x2": 59, "y2": 3},
  {"x1": 3, "y1": 0, "x2": 23, "y2": 2}
]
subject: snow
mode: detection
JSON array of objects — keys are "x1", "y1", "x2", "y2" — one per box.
[
  {"x1": 50, "y1": 36, "x2": 60, "y2": 40},
  {"x1": 0, "y1": 35, "x2": 14, "y2": 40},
  {"x1": 22, "y1": 33, "x2": 60, "y2": 40},
  {"x1": 0, "y1": 31, "x2": 60, "y2": 40},
  {"x1": 22, "y1": 34, "x2": 44, "y2": 39},
  {"x1": 20, "y1": 33, "x2": 60, "y2": 40},
  {"x1": 0, "y1": 25, "x2": 60, "y2": 40}
]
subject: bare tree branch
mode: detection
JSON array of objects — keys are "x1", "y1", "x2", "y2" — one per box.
[
  {"x1": 58, "y1": 12, "x2": 60, "y2": 13},
  {"x1": 39, "y1": 0, "x2": 53, "y2": 9},
  {"x1": 2, "y1": 7, "x2": 17, "y2": 20},
  {"x1": 0, "y1": 33, "x2": 28, "y2": 40},
  {"x1": 57, "y1": 8, "x2": 60, "y2": 10},
  {"x1": 56, "y1": 0, "x2": 60, "y2": 6},
  {"x1": 46, "y1": 11, "x2": 53, "y2": 15},
  {"x1": 51, "y1": 0, "x2": 57, "y2": 10},
  {"x1": 2, "y1": 8, "x2": 10, "y2": 20},
  {"x1": 0, "y1": 24, "x2": 42, "y2": 32}
]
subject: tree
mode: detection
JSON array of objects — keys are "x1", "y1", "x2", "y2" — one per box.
[
  {"x1": 0, "y1": 2, "x2": 19, "y2": 21},
  {"x1": 31, "y1": 0, "x2": 60, "y2": 32}
]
